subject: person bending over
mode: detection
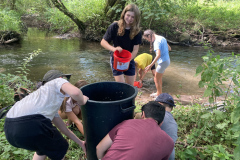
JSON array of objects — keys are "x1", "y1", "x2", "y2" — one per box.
[
  {"x1": 134, "y1": 53, "x2": 156, "y2": 87},
  {"x1": 96, "y1": 101, "x2": 174, "y2": 160},
  {"x1": 4, "y1": 70, "x2": 88, "y2": 160},
  {"x1": 58, "y1": 80, "x2": 88, "y2": 136}
]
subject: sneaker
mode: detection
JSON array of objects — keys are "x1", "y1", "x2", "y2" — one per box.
[{"x1": 150, "y1": 92, "x2": 158, "y2": 98}]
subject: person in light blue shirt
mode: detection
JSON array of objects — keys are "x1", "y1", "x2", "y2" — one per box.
[
  {"x1": 155, "y1": 93, "x2": 178, "y2": 160},
  {"x1": 143, "y1": 29, "x2": 171, "y2": 98}
]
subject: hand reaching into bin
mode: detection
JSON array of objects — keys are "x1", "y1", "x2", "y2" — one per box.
[{"x1": 4, "y1": 70, "x2": 88, "y2": 160}]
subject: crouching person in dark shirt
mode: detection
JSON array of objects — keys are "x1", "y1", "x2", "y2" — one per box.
[{"x1": 96, "y1": 101, "x2": 174, "y2": 160}]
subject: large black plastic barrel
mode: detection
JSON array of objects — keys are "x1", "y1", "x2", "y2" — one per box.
[{"x1": 81, "y1": 82, "x2": 138, "y2": 160}]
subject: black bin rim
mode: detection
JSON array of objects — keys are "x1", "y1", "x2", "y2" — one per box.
[{"x1": 81, "y1": 81, "x2": 138, "y2": 104}]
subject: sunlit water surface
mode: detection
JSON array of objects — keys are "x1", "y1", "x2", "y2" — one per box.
[{"x1": 1, "y1": 28, "x2": 239, "y2": 95}]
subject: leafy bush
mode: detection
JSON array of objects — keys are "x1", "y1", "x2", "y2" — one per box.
[
  {"x1": 0, "y1": 49, "x2": 42, "y2": 110},
  {"x1": 174, "y1": 0, "x2": 240, "y2": 30},
  {"x1": 0, "y1": 9, "x2": 21, "y2": 32},
  {"x1": 174, "y1": 103, "x2": 235, "y2": 159},
  {"x1": 174, "y1": 47, "x2": 240, "y2": 159}
]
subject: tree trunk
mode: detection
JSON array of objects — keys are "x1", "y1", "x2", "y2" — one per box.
[
  {"x1": 104, "y1": 0, "x2": 127, "y2": 22},
  {"x1": 6, "y1": 0, "x2": 16, "y2": 10},
  {"x1": 49, "y1": 0, "x2": 85, "y2": 33}
]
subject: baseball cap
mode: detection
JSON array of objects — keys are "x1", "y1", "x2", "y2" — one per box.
[
  {"x1": 42, "y1": 70, "x2": 71, "y2": 83},
  {"x1": 155, "y1": 93, "x2": 176, "y2": 107}
]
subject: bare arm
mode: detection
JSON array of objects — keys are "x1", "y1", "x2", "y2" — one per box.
[
  {"x1": 66, "y1": 111, "x2": 84, "y2": 135},
  {"x1": 131, "y1": 45, "x2": 139, "y2": 60},
  {"x1": 168, "y1": 44, "x2": 171, "y2": 51},
  {"x1": 100, "y1": 39, "x2": 122, "y2": 53},
  {"x1": 61, "y1": 82, "x2": 88, "y2": 106},
  {"x1": 144, "y1": 49, "x2": 161, "y2": 73},
  {"x1": 139, "y1": 69, "x2": 147, "y2": 82},
  {"x1": 52, "y1": 117, "x2": 86, "y2": 154},
  {"x1": 96, "y1": 134, "x2": 113, "y2": 159}
]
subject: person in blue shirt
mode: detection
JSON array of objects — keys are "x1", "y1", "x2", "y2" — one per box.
[
  {"x1": 143, "y1": 29, "x2": 171, "y2": 97},
  {"x1": 155, "y1": 93, "x2": 178, "y2": 160}
]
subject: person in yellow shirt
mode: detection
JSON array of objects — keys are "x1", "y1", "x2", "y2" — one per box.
[{"x1": 134, "y1": 53, "x2": 156, "y2": 88}]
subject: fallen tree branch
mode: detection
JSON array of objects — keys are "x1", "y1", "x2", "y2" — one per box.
[{"x1": 4, "y1": 38, "x2": 18, "y2": 44}]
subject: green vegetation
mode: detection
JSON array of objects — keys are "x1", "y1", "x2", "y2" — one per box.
[
  {"x1": 177, "y1": 0, "x2": 240, "y2": 30},
  {"x1": 174, "y1": 46, "x2": 240, "y2": 159},
  {"x1": 1, "y1": 46, "x2": 239, "y2": 159},
  {"x1": 0, "y1": 9, "x2": 21, "y2": 32},
  {"x1": 1, "y1": 0, "x2": 240, "y2": 159},
  {"x1": 1, "y1": 0, "x2": 240, "y2": 36}
]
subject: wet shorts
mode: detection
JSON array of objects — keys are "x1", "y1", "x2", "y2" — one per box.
[
  {"x1": 4, "y1": 114, "x2": 69, "y2": 160},
  {"x1": 156, "y1": 59, "x2": 170, "y2": 73},
  {"x1": 110, "y1": 56, "x2": 135, "y2": 76}
]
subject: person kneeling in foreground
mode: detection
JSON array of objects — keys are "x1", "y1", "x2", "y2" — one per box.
[
  {"x1": 96, "y1": 101, "x2": 174, "y2": 160},
  {"x1": 4, "y1": 70, "x2": 89, "y2": 160}
]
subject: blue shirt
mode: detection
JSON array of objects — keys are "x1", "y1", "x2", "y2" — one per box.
[
  {"x1": 160, "y1": 111, "x2": 178, "y2": 160},
  {"x1": 153, "y1": 35, "x2": 170, "y2": 64}
]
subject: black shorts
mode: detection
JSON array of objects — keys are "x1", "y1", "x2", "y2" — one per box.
[
  {"x1": 4, "y1": 114, "x2": 68, "y2": 160},
  {"x1": 150, "y1": 63, "x2": 156, "y2": 70},
  {"x1": 150, "y1": 57, "x2": 156, "y2": 70},
  {"x1": 110, "y1": 56, "x2": 135, "y2": 76}
]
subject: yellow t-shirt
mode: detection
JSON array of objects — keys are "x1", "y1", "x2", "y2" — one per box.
[{"x1": 134, "y1": 53, "x2": 153, "y2": 69}]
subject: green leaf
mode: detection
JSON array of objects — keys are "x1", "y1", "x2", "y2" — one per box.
[
  {"x1": 198, "y1": 81, "x2": 205, "y2": 88},
  {"x1": 13, "y1": 150, "x2": 23, "y2": 155},
  {"x1": 201, "y1": 113, "x2": 211, "y2": 119},
  {"x1": 213, "y1": 110, "x2": 223, "y2": 117},
  {"x1": 231, "y1": 107, "x2": 240, "y2": 124},
  {"x1": 216, "y1": 123, "x2": 228, "y2": 129},
  {"x1": 234, "y1": 146, "x2": 240, "y2": 160},
  {"x1": 196, "y1": 65, "x2": 203, "y2": 75},
  {"x1": 204, "y1": 88, "x2": 212, "y2": 97}
]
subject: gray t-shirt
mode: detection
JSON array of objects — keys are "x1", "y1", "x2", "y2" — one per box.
[{"x1": 160, "y1": 111, "x2": 178, "y2": 160}]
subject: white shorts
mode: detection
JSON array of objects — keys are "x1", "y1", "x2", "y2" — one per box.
[{"x1": 156, "y1": 59, "x2": 170, "y2": 73}]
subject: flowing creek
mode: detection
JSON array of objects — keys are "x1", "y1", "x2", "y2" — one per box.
[{"x1": 1, "y1": 28, "x2": 239, "y2": 96}]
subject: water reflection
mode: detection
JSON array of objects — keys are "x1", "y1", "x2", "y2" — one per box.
[{"x1": 0, "y1": 28, "x2": 239, "y2": 95}]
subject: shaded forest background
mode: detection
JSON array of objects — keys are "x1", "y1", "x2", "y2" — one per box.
[{"x1": 1, "y1": 0, "x2": 240, "y2": 46}]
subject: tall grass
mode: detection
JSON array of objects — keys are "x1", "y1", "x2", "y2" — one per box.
[{"x1": 173, "y1": 0, "x2": 240, "y2": 30}]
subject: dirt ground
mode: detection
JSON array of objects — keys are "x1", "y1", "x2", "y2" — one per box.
[{"x1": 134, "y1": 83, "x2": 225, "y2": 107}]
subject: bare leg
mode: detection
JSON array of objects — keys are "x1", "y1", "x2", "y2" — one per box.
[
  {"x1": 33, "y1": 152, "x2": 46, "y2": 160},
  {"x1": 72, "y1": 106, "x2": 84, "y2": 135},
  {"x1": 125, "y1": 75, "x2": 135, "y2": 86},
  {"x1": 58, "y1": 110, "x2": 71, "y2": 126},
  {"x1": 151, "y1": 69, "x2": 156, "y2": 77},
  {"x1": 154, "y1": 72, "x2": 164, "y2": 96},
  {"x1": 134, "y1": 66, "x2": 138, "y2": 81},
  {"x1": 138, "y1": 69, "x2": 143, "y2": 80},
  {"x1": 114, "y1": 75, "x2": 125, "y2": 83}
]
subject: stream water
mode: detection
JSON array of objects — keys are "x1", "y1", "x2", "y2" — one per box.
[{"x1": 1, "y1": 28, "x2": 239, "y2": 95}]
